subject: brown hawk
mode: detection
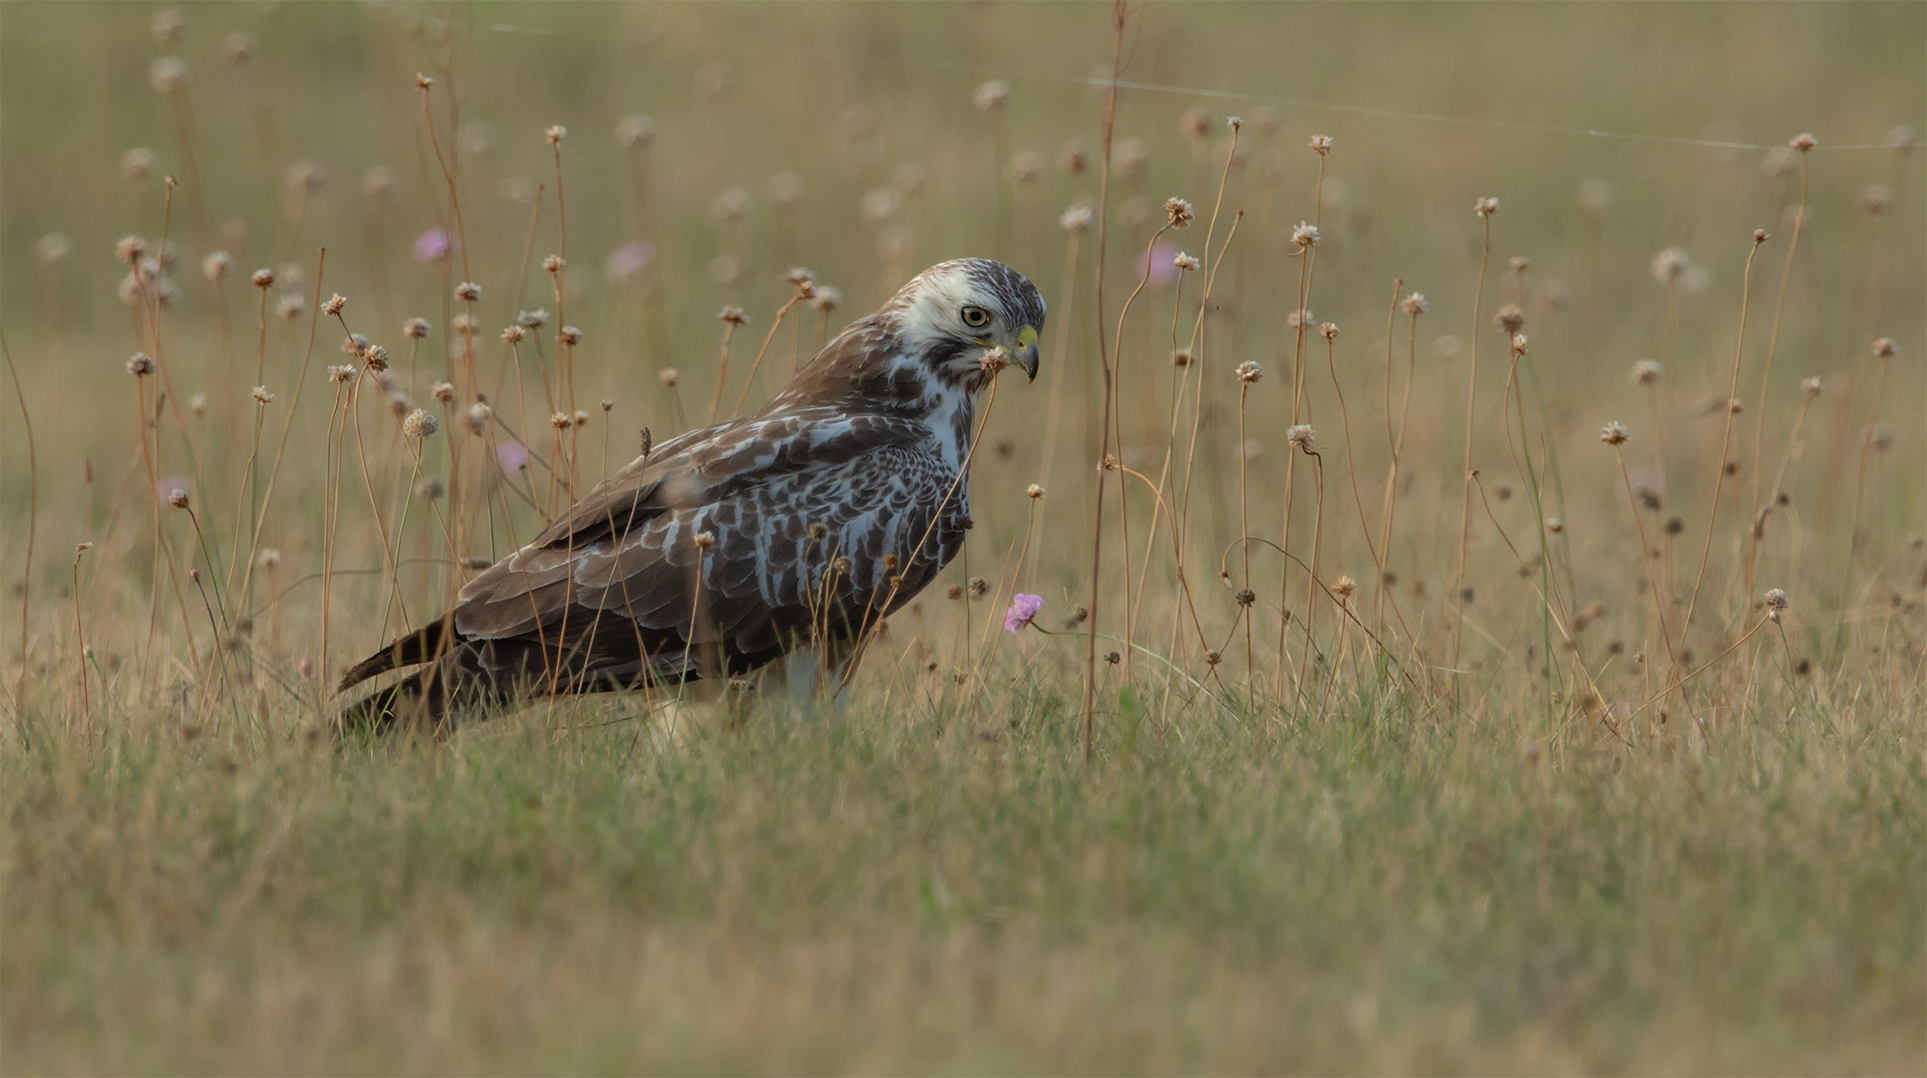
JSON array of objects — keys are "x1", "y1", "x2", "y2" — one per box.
[{"x1": 338, "y1": 258, "x2": 1045, "y2": 729}]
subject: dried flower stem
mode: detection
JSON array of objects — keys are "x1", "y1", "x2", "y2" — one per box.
[
  {"x1": 734, "y1": 294, "x2": 809, "y2": 415},
  {"x1": 1744, "y1": 154, "x2": 1807, "y2": 596},
  {"x1": 1681, "y1": 234, "x2": 1766, "y2": 653},
  {"x1": 1080, "y1": 0, "x2": 1126, "y2": 763},
  {"x1": 1451, "y1": 211, "x2": 1493, "y2": 700},
  {"x1": 1614, "y1": 446, "x2": 1684, "y2": 699},
  {"x1": 2, "y1": 333, "x2": 34, "y2": 712}
]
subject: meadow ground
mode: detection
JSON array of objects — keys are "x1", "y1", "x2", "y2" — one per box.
[{"x1": 2, "y1": 2, "x2": 1923, "y2": 1073}]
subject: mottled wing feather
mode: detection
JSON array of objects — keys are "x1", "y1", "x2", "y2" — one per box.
[{"x1": 447, "y1": 406, "x2": 955, "y2": 681}]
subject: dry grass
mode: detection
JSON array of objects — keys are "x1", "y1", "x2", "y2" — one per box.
[{"x1": 2, "y1": 2, "x2": 1923, "y2": 1073}]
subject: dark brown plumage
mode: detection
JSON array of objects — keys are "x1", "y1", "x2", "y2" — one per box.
[{"x1": 338, "y1": 258, "x2": 1045, "y2": 731}]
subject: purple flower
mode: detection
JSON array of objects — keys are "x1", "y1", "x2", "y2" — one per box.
[
  {"x1": 606, "y1": 240, "x2": 654, "y2": 281},
  {"x1": 413, "y1": 228, "x2": 452, "y2": 263},
  {"x1": 1004, "y1": 593, "x2": 1044, "y2": 633},
  {"x1": 1136, "y1": 242, "x2": 1178, "y2": 287},
  {"x1": 496, "y1": 440, "x2": 528, "y2": 472}
]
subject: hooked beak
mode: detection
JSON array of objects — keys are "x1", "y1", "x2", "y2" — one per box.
[{"x1": 1014, "y1": 324, "x2": 1041, "y2": 382}]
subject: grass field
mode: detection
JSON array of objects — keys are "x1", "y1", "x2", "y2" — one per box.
[{"x1": 2, "y1": 2, "x2": 1924, "y2": 1073}]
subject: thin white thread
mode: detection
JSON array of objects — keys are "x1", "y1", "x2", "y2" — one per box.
[{"x1": 485, "y1": 22, "x2": 1908, "y2": 153}]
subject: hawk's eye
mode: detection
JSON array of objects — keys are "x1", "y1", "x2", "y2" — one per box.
[{"x1": 960, "y1": 305, "x2": 992, "y2": 329}]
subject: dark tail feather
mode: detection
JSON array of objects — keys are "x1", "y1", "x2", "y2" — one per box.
[
  {"x1": 334, "y1": 640, "x2": 518, "y2": 738},
  {"x1": 337, "y1": 620, "x2": 451, "y2": 692}
]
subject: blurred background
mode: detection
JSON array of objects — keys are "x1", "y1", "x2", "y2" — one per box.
[{"x1": 0, "y1": 0, "x2": 1921, "y2": 680}]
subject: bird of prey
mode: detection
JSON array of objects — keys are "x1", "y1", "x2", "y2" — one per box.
[{"x1": 338, "y1": 258, "x2": 1045, "y2": 730}]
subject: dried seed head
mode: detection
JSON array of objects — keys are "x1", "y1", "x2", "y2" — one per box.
[
  {"x1": 1291, "y1": 221, "x2": 1319, "y2": 247},
  {"x1": 432, "y1": 381, "x2": 455, "y2": 403},
  {"x1": 658, "y1": 368, "x2": 679, "y2": 387},
  {"x1": 126, "y1": 352, "x2": 154, "y2": 376},
  {"x1": 1600, "y1": 420, "x2": 1629, "y2": 445},
  {"x1": 980, "y1": 347, "x2": 1010, "y2": 374},
  {"x1": 1764, "y1": 587, "x2": 1789, "y2": 612},
  {"x1": 1788, "y1": 132, "x2": 1816, "y2": 152},
  {"x1": 510, "y1": 310, "x2": 547, "y2": 331},
  {"x1": 387, "y1": 391, "x2": 411, "y2": 417},
  {"x1": 1172, "y1": 349, "x2": 1192, "y2": 368},
  {"x1": 121, "y1": 147, "x2": 154, "y2": 181},
  {"x1": 167, "y1": 487, "x2": 189, "y2": 509},
  {"x1": 340, "y1": 333, "x2": 369, "y2": 358},
  {"x1": 322, "y1": 293, "x2": 346, "y2": 317},
  {"x1": 973, "y1": 79, "x2": 1010, "y2": 111},
  {"x1": 808, "y1": 521, "x2": 829, "y2": 541},
  {"x1": 451, "y1": 313, "x2": 477, "y2": 335},
  {"x1": 551, "y1": 412, "x2": 571, "y2": 430},
  {"x1": 1180, "y1": 108, "x2": 1211, "y2": 141},
  {"x1": 201, "y1": 251, "x2": 233, "y2": 280},
  {"x1": 1872, "y1": 337, "x2": 1898, "y2": 358},
  {"x1": 1286, "y1": 308, "x2": 1315, "y2": 330},
  {"x1": 1546, "y1": 517, "x2": 1566, "y2": 534},
  {"x1": 1494, "y1": 304, "x2": 1526, "y2": 334},
  {"x1": 251, "y1": 385, "x2": 275, "y2": 404},
  {"x1": 572, "y1": 410, "x2": 590, "y2": 428},
  {"x1": 1235, "y1": 360, "x2": 1263, "y2": 384},
  {"x1": 501, "y1": 325, "x2": 526, "y2": 345},
  {"x1": 404, "y1": 317, "x2": 431, "y2": 339},
  {"x1": 35, "y1": 233, "x2": 70, "y2": 264},
  {"x1": 1287, "y1": 424, "x2": 1315, "y2": 451},
  {"x1": 1332, "y1": 575, "x2": 1358, "y2": 601},
  {"x1": 616, "y1": 114, "x2": 656, "y2": 149},
  {"x1": 1025, "y1": 483, "x2": 1045, "y2": 500},
  {"x1": 1509, "y1": 333, "x2": 1529, "y2": 357},
  {"x1": 222, "y1": 29, "x2": 257, "y2": 64},
  {"x1": 559, "y1": 325, "x2": 582, "y2": 346},
  {"x1": 1474, "y1": 196, "x2": 1499, "y2": 218},
  {"x1": 251, "y1": 267, "x2": 274, "y2": 288},
  {"x1": 601, "y1": 398, "x2": 614, "y2": 412},
  {"x1": 968, "y1": 577, "x2": 989, "y2": 598},
  {"x1": 1319, "y1": 322, "x2": 1340, "y2": 341},
  {"x1": 362, "y1": 166, "x2": 398, "y2": 197},
  {"x1": 1172, "y1": 252, "x2": 1200, "y2": 272},
  {"x1": 1400, "y1": 292, "x2": 1428, "y2": 315},
  {"x1": 258, "y1": 547, "x2": 280, "y2": 569},
  {"x1": 454, "y1": 281, "x2": 481, "y2": 303},
  {"x1": 1235, "y1": 588, "x2": 1256, "y2": 608},
  {"x1": 1205, "y1": 651, "x2": 1222, "y2": 667},
  {"x1": 1060, "y1": 204, "x2": 1096, "y2": 233},
  {"x1": 1058, "y1": 141, "x2": 1089, "y2": 175},
  {"x1": 415, "y1": 72, "x2": 433, "y2": 89},
  {"x1": 1006, "y1": 151, "x2": 1044, "y2": 184},
  {"x1": 326, "y1": 364, "x2": 355, "y2": 384},
  {"x1": 1799, "y1": 375, "x2": 1824, "y2": 398},
  {"x1": 719, "y1": 305, "x2": 749, "y2": 326},
  {"x1": 694, "y1": 531, "x2": 716, "y2": 551},
  {"x1": 1861, "y1": 184, "x2": 1893, "y2": 216},
  {"x1": 810, "y1": 286, "x2": 842, "y2": 313},
  {"x1": 116, "y1": 234, "x2": 147, "y2": 264},
  {"x1": 416, "y1": 477, "x2": 446, "y2": 501},
  {"x1": 287, "y1": 160, "x2": 325, "y2": 194},
  {"x1": 1753, "y1": 228, "x2": 1770, "y2": 245},
  {"x1": 711, "y1": 187, "x2": 753, "y2": 222},
  {"x1": 1632, "y1": 359, "x2": 1664, "y2": 385},
  {"x1": 403, "y1": 408, "x2": 439, "y2": 439},
  {"x1": 1309, "y1": 134, "x2": 1333, "y2": 155},
  {"x1": 150, "y1": 57, "x2": 187, "y2": 94},
  {"x1": 464, "y1": 402, "x2": 492, "y2": 432},
  {"x1": 542, "y1": 254, "x2": 565, "y2": 274},
  {"x1": 1164, "y1": 197, "x2": 1195, "y2": 228},
  {"x1": 545, "y1": 124, "x2": 567, "y2": 145},
  {"x1": 1509, "y1": 256, "x2": 1530, "y2": 273}
]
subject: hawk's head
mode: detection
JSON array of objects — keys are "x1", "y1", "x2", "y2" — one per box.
[{"x1": 880, "y1": 258, "x2": 1046, "y2": 387}]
